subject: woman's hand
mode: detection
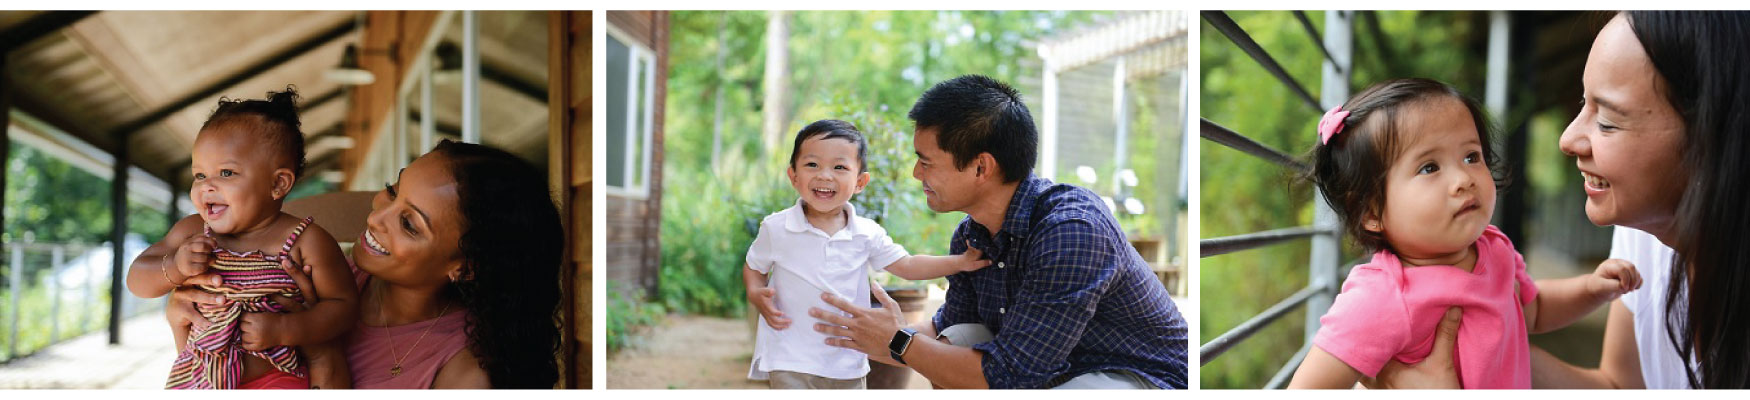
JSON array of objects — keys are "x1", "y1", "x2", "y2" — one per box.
[
  {"x1": 166, "y1": 274, "x2": 225, "y2": 332},
  {"x1": 1362, "y1": 307, "x2": 1464, "y2": 389},
  {"x1": 812, "y1": 280, "x2": 906, "y2": 366},
  {"x1": 239, "y1": 259, "x2": 318, "y2": 351}
]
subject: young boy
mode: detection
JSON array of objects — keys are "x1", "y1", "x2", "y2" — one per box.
[{"x1": 744, "y1": 119, "x2": 989, "y2": 389}]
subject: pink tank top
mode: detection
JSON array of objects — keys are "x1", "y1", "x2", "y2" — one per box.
[
  {"x1": 1312, "y1": 225, "x2": 1538, "y2": 388},
  {"x1": 346, "y1": 270, "x2": 471, "y2": 389}
]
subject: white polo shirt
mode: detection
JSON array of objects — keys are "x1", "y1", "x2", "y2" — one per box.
[{"x1": 745, "y1": 200, "x2": 909, "y2": 380}]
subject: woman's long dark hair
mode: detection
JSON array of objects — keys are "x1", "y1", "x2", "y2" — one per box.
[
  {"x1": 1629, "y1": 11, "x2": 1750, "y2": 389},
  {"x1": 431, "y1": 140, "x2": 562, "y2": 388}
]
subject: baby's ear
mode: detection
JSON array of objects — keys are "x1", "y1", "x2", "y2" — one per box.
[{"x1": 272, "y1": 168, "x2": 296, "y2": 200}]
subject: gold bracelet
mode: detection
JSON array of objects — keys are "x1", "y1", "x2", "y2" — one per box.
[{"x1": 160, "y1": 254, "x2": 182, "y2": 288}]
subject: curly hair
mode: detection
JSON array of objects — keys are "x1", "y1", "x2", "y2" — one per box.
[
  {"x1": 431, "y1": 140, "x2": 562, "y2": 388},
  {"x1": 1305, "y1": 78, "x2": 1504, "y2": 253},
  {"x1": 201, "y1": 85, "x2": 307, "y2": 178}
]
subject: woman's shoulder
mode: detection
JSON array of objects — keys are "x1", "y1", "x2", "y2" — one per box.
[{"x1": 430, "y1": 347, "x2": 491, "y2": 389}]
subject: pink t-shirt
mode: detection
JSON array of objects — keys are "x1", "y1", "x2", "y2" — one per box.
[
  {"x1": 345, "y1": 270, "x2": 471, "y2": 389},
  {"x1": 1312, "y1": 225, "x2": 1537, "y2": 389}
]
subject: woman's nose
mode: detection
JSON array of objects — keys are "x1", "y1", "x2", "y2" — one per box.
[{"x1": 1559, "y1": 118, "x2": 1590, "y2": 157}]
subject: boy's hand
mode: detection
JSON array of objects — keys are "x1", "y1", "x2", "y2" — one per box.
[
  {"x1": 748, "y1": 287, "x2": 791, "y2": 330},
  {"x1": 175, "y1": 235, "x2": 218, "y2": 279},
  {"x1": 1589, "y1": 258, "x2": 1641, "y2": 301},
  {"x1": 956, "y1": 241, "x2": 992, "y2": 272}
]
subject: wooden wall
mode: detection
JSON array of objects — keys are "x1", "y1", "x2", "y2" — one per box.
[
  {"x1": 548, "y1": 10, "x2": 592, "y2": 389},
  {"x1": 604, "y1": 11, "x2": 667, "y2": 299}
]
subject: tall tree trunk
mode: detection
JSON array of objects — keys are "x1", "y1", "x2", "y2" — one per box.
[
  {"x1": 759, "y1": 10, "x2": 791, "y2": 156},
  {"x1": 710, "y1": 12, "x2": 729, "y2": 172}
]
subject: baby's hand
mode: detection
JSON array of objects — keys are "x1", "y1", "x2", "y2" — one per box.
[
  {"x1": 1589, "y1": 258, "x2": 1642, "y2": 300},
  {"x1": 957, "y1": 241, "x2": 993, "y2": 272},
  {"x1": 747, "y1": 287, "x2": 791, "y2": 330},
  {"x1": 175, "y1": 234, "x2": 217, "y2": 279}
]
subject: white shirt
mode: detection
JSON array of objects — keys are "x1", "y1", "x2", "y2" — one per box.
[
  {"x1": 745, "y1": 200, "x2": 909, "y2": 380},
  {"x1": 1610, "y1": 226, "x2": 1693, "y2": 388}
]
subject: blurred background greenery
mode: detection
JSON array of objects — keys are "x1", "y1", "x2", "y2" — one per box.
[{"x1": 1200, "y1": 10, "x2": 1617, "y2": 389}]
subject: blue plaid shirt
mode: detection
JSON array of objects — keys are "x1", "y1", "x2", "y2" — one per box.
[{"x1": 931, "y1": 175, "x2": 1188, "y2": 389}]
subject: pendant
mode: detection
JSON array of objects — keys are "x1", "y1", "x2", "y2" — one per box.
[{"x1": 390, "y1": 365, "x2": 403, "y2": 376}]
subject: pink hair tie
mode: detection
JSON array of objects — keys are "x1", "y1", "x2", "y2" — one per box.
[{"x1": 1318, "y1": 107, "x2": 1351, "y2": 145}]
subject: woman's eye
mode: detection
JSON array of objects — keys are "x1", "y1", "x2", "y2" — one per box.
[
  {"x1": 219, "y1": 170, "x2": 235, "y2": 177},
  {"x1": 1418, "y1": 164, "x2": 1439, "y2": 175},
  {"x1": 401, "y1": 216, "x2": 417, "y2": 234},
  {"x1": 1598, "y1": 123, "x2": 1618, "y2": 132}
]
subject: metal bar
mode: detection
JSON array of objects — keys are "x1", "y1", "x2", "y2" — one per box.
[
  {"x1": 50, "y1": 245, "x2": 64, "y2": 343},
  {"x1": 1201, "y1": 285, "x2": 1320, "y2": 364},
  {"x1": 1201, "y1": 226, "x2": 1325, "y2": 257},
  {"x1": 1307, "y1": 9, "x2": 1355, "y2": 355},
  {"x1": 1200, "y1": 11, "x2": 1322, "y2": 112},
  {"x1": 1200, "y1": 118, "x2": 1308, "y2": 173},
  {"x1": 0, "y1": 11, "x2": 97, "y2": 51},
  {"x1": 8, "y1": 243, "x2": 21, "y2": 358},
  {"x1": 1292, "y1": 11, "x2": 1340, "y2": 73},
  {"x1": 109, "y1": 132, "x2": 128, "y2": 344},
  {"x1": 461, "y1": 10, "x2": 481, "y2": 144},
  {"x1": 481, "y1": 62, "x2": 548, "y2": 101},
  {"x1": 111, "y1": 19, "x2": 353, "y2": 139},
  {"x1": 1265, "y1": 342, "x2": 1313, "y2": 389},
  {"x1": 1360, "y1": 11, "x2": 1401, "y2": 79}
]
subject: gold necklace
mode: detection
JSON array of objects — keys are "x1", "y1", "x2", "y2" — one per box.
[{"x1": 377, "y1": 280, "x2": 453, "y2": 377}]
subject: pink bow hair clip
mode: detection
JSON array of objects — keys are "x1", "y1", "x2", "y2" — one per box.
[{"x1": 1318, "y1": 107, "x2": 1351, "y2": 145}]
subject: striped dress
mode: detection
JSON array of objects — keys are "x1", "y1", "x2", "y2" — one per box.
[{"x1": 165, "y1": 217, "x2": 316, "y2": 389}]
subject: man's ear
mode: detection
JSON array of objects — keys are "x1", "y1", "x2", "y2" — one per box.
[
  {"x1": 975, "y1": 153, "x2": 999, "y2": 182},
  {"x1": 272, "y1": 168, "x2": 296, "y2": 200}
]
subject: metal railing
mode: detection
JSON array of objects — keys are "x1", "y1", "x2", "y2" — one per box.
[
  {"x1": 1198, "y1": 10, "x2": 1353, "y2": 389},
  {"x1": 1, "y1": 241, "x2": 163, "y2": 363}
]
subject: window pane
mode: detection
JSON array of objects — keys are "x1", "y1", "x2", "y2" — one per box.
[
  {"x1": 606, "y1": 35, "x2": 629, "y2": 189},
  {"x1": 632, "y1": 56, "x2": 650, "y2": 188}
]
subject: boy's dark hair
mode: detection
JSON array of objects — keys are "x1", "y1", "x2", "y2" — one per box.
[
  {"x1": 788, "y1": 119, "x2": 868, "y2": 172},
  {"x1": 907, "y1": 74, "x2": 1038, "y2": 183},
  {"x1": 1307, "y1": 78, "x2": 1503, "y2": 252},
  {"x1": 201, "y1": 85, "x2": 307, "y2": 178}
]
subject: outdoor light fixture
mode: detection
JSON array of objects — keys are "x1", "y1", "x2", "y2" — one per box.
[
  {"x1": 325, "y1": 44, "x2": 377, "y2": 86},
  {"x1": 433, "y1": 42, "x2": 463, "y2": 84}
]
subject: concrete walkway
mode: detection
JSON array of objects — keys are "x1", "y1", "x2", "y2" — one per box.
[{"x1": 0, "y1": 314, "x2": 176, "y2": 389}]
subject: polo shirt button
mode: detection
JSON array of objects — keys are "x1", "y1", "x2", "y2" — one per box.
[
  {"x1": 999, "y1": 307, "x2": 1006, "y2": 314},
  {"x1": 998, "y1": 262, "x2": 1005, "y2": 268}
]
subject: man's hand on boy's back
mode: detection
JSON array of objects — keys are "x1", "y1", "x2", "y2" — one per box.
[{"x1": 749, "y1": 287, "x2": 791, "y2": 330}]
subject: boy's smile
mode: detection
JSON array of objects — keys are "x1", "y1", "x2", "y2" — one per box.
[{"x1": 788, "y1": 135, "x2": 870, "y2": 227}]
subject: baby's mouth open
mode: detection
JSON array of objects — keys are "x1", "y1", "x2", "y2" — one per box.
[{"x1": 205, "y1": 203, "x2": 229, "y2": 219}]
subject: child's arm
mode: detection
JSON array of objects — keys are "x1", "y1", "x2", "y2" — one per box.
[
  {"x1": 883, "y1": 245, "x2": 988, "y2": 281},
  {"x1": 126, "y1": 215, "x2": 217, "y2": 298},
  {"x1": 744, "y1": 264, "x2": 791, "y2": 330},
  {"x1": 238, "y1": 223, "x2": 360, "y2": 349},
  {"x1": 1288, "y1": 347, "x2": 1365, "y2": 389},
  {"x1": 1526, "y1": 259, "x2": 1640, "y2": 334}
]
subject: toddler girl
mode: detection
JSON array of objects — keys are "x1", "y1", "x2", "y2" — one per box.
[
  {"x1": 1288, "y1": 78, "x2": 1640, "y2": 389},
  {"x1": 127, "y1": 86, "x2": 356, "y2": 389}
]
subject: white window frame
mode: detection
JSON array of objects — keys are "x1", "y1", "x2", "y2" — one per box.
[{"x1": 605, "y1": 25, "x2": 656, "y2": 199}]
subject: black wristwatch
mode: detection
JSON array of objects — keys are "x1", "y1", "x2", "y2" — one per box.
[{"x1": 888, "y1": 327, "x2": 920, "y2": 365}]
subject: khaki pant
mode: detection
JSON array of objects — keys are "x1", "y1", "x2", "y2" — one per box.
[
  {"x1": 938, "y1": 323, "x2": 1157, "y2": 389},
  {"x1": 767, "y1": 370, "x2": 867, "y2": 389}
]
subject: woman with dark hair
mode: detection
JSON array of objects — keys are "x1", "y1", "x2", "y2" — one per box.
[
  {"x1": 1369, "y1": 11, "x2": 1750, "y2": 389},
  {"x1": 166, "y1": 140, "x2": 563, "y2": 389}
]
